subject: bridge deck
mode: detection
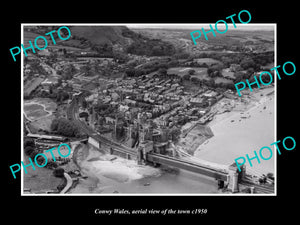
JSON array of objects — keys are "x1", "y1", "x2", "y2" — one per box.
[{"x1": 147, "y1": 153, "x2": 228, "y2": 181}]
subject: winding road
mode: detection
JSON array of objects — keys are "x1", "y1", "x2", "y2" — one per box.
[{"x1": 60, "y1": 173, "x2": 73, "y2": 194}]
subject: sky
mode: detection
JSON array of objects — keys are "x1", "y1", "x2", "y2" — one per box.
[{"x1": 126, "y1": 24, "x2": 275, "y2": 31}]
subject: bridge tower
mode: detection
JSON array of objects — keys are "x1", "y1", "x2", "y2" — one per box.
[
  {"x1": 227, "y1": 170, "x2": 239, "y2": 193},
  {"x1": 227, "y1": 163, "x2": 246, "y2": 193},
  {"x1": 137, "y1": 146, "x2": 143, "y2": 165}
]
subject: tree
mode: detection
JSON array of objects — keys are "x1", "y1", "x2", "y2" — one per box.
[
  {"x1": 246, "y1": 67, "x2": 255, "y2": 76},
  {"x1": 208, "y1": 70, "x2": 219, "y2": 78},
  {"x1": 207, "y1": 78, "x2": 216, "y2": 87},
  {"x1": 191, "y1": 77, "x2": 201, "y2": 85},
  {"x1": 46, "y1": 161, "x2": 58, "y2": 169},
  {"x1": 207, "y1": 67, "x2": 213, "y2": 75},
  {"x1": 50, "y1": 118, "x2": 59, "y2": 131},
  {"x1": 56, "y1": 91, "x2": 69, "y2": 103},
  {"x1": 158, "y1": 68, "x2": 168, "y2": 76},
  {"x1": 188, "y1": 69, "x2": 195, "y2": 75},
  {"x1": 125, "y1": 68, "x2": 136, "y2": 77},
  {"x1": 266, "y1": 173, "x2": 274, "y2": 180},
  {"x1": 53, "y1": 167, "x2": 65, "y2": 177},
  {"x1": 152, "y1": 46, "x2": 163, "y2": 56},
  {"x1": 81, "y1": 98, "x2": 88, "y2": 109},
  {"x1": 63, "y1": 64, "x2": 76, "y2": 80},
  {"x1": 24, "y1": 138, "x2": 35, "y2": 148},
  {"x1": 182, "y1": 74, "x2": 191, "y2": 81},
  {"x1": 51, "y1": 118, "x2": 80, "y2": 137},
  {"x1": 29, "y1": 150, "x2": 38, "y2": 159},
  {"x1": 24, "y1": 146, "x2": 35, "y2": 156},
  {"x1": 35, "y1": 155, "x2": 46, "y2": 166},
  {"x1": 79, "y1": 111, "x2": 89, "y2": 118},
  {"x1": 234, "y1": 71, "x2": 246, "y2": 82},
  {"x1": 81, "y1": 62, "x2": 92, "y2": 76},
  {"x1": 240, "y1": 58, "x2": 256, "y2": 70}
]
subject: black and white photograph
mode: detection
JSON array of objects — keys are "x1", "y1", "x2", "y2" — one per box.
[
  {"x1": 4, "y1": 4, "x2": 298, "y2": 220},
  {"x1": 21, "y1": 24, "x2": 276, "y2": 195}
]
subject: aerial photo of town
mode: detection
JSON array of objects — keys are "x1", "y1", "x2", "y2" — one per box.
[{"x1": 22, "y1": 24, "x2": 275, "y2": 195}]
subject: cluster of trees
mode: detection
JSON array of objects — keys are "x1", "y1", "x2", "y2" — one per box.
[
  {"x1": 124, "y1": 59, "x2": 174, "y2": 78},
  {"x1": 182, "y1": 73, "x2": 235, "y2": 90},
  {"x1": 80, "y1": 60, "x2": 116, "y2": 77},
  {"x1": 113, "y1": 51, "x2": 130, "y2": 63},
  {"x1": 80, "y1": 61, "x2": 98, "y2": 77},
  {"x1": 24, "y1": 138, "x2": 45, "y2": 165},
  {"x1": 61, "y1": 64, "x2": 77, "y2": 80},
  {"x1": 126, "y1": 39, "x2": 175, "y2": 56},
  {"x1": 125, "y1": 68, "x2": 146, "y2": 77},
  {"x1": 233, "y1": 69, "x2": 274, "y2": 84},
  {"x1": 38, "y1": 87, "x2": 70, "y2": 103},
  {"x1": 51, "y1": 117, "x2": 81, "y2": 137},
  {"x1": 53, "y1": 167, "x2": 65, "y2": 178},
  {"x1": 192, "y1": 51, "x2": 274, "y2": 70},
  {"x1": 93, "y1": 102, "x2": 118, "y2": 118},
  {"x1": 121, "y1": 27, "x2": 176, "y2": 57},
  {"x1": 90, "y1": 43, "x2": 114, "y2": 57},
  {"x1": 123, "y1": 51, "x2": 273, "y2": 85},
  {"x1": 207, "y1": 64, "x2": 223, "y2": 78},
  {"x1": 25, "y1": 60, "x2": 48, "y2": 77},
  {"x1": 24, "y1": 137, "x2": 59, "y2": 169}
]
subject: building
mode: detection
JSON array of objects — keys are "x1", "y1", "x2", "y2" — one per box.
[
  {"x1": 38, "y1": 48, "x2": 51, "y2": 57},
  {"x1": 41, "y1": 76, "x2": 58, "y2": 87},
  {"x1": 203, "y1": 90, "x2": 218, "y2": 98},
  {"x1": 230, "y1": 64, "x2": 242, "y2": 72},
  {"x1": 190, "y1": 97, "x2": 208, "y2": 107}
]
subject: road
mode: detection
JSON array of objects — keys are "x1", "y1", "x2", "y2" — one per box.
[{"x1": 60, "y1": 172, "x2": 73, "y2": 194}]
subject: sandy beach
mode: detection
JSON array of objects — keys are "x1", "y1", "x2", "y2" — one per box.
[
  {"x1": 194, "y1": 86, "x2": 275, "y2": 175},
  {"x1": 70, "y1": 144, "x2": 219, "y2": 194}
]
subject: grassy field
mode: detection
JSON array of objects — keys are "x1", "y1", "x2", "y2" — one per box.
[
  {"x1": 134, "y1": 27, "x2": 274, "y2": 53},
  {"x1": 24, "y1": 98, "x2": 57, "y2": 131},
  {"x1": 168, "y1": 67, "x2": 208, "y2": 77},
  {"x1": 193, "y1": 58, "x2": 222, "y2": 66},
  {"x1": 23, "y1": 30, "x2": 83, "y2": 51},
  {"x1": 23, "y1": 155, "x2": 63, "y2": 193},
  {"x1": 168, "y1": 66, "x2": 234, "y2": 87},
  {"x1": 168, "y1": 67, "x2": 211, "y2": 81},
  {"x1": 214, "y1": 77, "x2": 233, "y2": 84}
]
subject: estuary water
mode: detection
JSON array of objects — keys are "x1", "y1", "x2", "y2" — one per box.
[
  {"x1": 70, "y1": 146, "x2": 219, "y2": 194},
  {"x1": 194, "y1": 87, "x2": 275, "y2": 175}
]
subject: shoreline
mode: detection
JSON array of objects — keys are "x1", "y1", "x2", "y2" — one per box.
[
  {"x1": 209, "y1": 86, "x2": 274, "y2": 127},
  {"x1": 194, "y1": 86, "x2": 275, "y2": 175},
  {"x1": 69, "y1": 144, "x2": 219, "y2": 194}
]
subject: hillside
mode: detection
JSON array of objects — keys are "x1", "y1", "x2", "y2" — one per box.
[
  {"x1": 69, "y1": 26, "x2": 176, "y2": 56},
  {"x1": 70, "y1": 26, "x2": 129, "y2": 46},
  {"x1": 23, "y1": 25, "x2": 176, "y2": 57},
  {"x1": 133, "y1": 28, "x2": 274, "y2": 53}
]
